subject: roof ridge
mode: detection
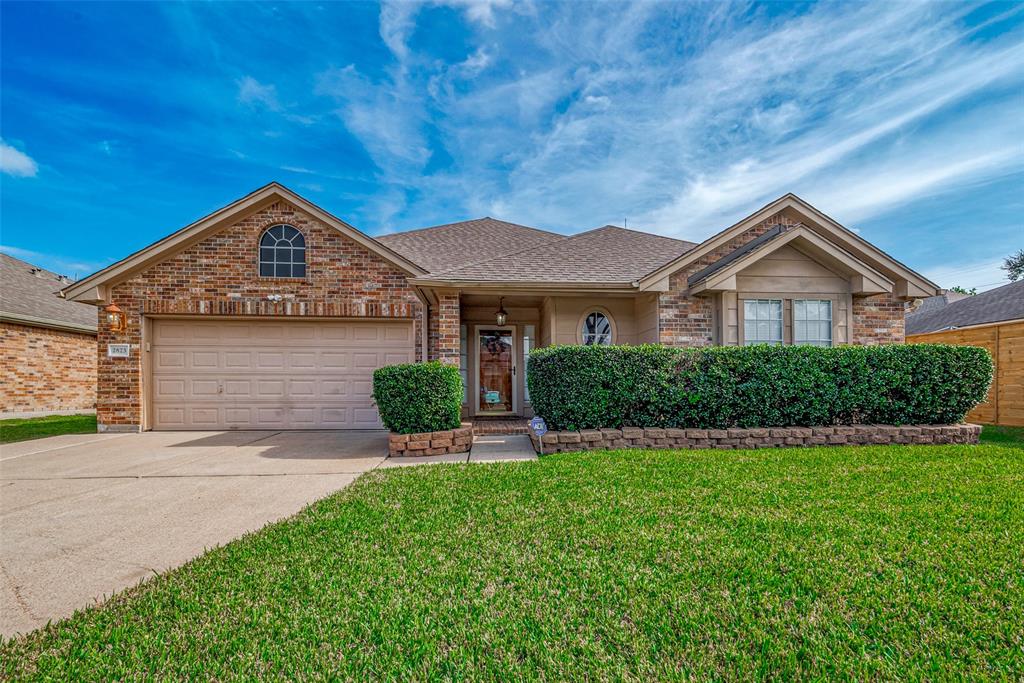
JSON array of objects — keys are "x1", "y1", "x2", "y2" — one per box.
[
  {"x1": 378, "y1": 216, "x2": 562, "y2": 240},
  {"x1": 595, "y1": 224, "x2": 698, "y2": 245}
]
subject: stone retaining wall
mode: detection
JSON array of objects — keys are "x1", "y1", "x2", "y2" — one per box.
[
  {"x1": 388, "y1": 423, "x2": 474, "y2": 457},
  {"x1": 530, "y1": 424, "x2": 981, "y2": 453}
]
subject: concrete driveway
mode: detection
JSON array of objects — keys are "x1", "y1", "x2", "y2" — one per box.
[{"x1": 0, "y1": 430, "x2": 387, "y2": 638}]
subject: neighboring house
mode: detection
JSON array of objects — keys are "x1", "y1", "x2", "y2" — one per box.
[
  {"x1": 0, "y1": 253, "x2": 98, "y2": 417},
  {"x1": 907, "y1": 280, "x2": 1024, "y2": 426},
  {"x1": 61, "y1": 183, "x2": 939, "y2": 432}
]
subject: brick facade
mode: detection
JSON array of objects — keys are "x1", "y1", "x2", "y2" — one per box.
[
  {"x1": 659, "y1": 214, "x2": 793, "y2": 347},
  {"x1": 1, "y1": 322, "x2": 96, "y2": 415},
  {"x1": 97, "y1": 200, "x2": 421, "y2": 431},
  {"x1": 852, "y1": 292, "x2": 906, "y2": 345},
  {"x1": 658, "y1": 212, "x2": 908, "y2": 347},
  {"x1": 428, "y1": 291, "x2": 461, "y2": 366},
  {"x1": 532, "y1": 423, "x2": 980, "y2": 453}
]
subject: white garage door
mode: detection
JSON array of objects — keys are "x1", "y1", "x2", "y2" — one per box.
[{"x1": 150, "y1": 319, "x2": 414, "y2": 430}]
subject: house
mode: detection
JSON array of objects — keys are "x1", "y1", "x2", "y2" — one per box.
[
  {"x1": 61, "y1": 183, "x2": 939, "y2": 432},
  {"x1": 1, "y1": 253, "x2": 98, "y2": 417},
  {"x1": 907, "y1": 280, "x2": 1024, "y2": 426}
]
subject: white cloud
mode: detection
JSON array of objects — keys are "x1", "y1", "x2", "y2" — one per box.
[
  {"x1": 237, "y1": 75, "x2": 281, "y2": 111},
  {"x1": 0, "y1": 139, "x2": 39, "y2": 177}
]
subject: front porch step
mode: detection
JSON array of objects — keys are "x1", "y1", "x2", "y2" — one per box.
[{"x1": 471, "y1": 418, "x2": 530, "y2": 435}]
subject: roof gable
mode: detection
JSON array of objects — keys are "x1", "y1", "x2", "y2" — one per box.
[
  {"x1": 637, "y1": 194, "x2": 939, "y2": 298},
  {"x1": 686, "y1": 224, "x2": 894, "y2": 295},
  {"x1": 62, "y1": 183, "x2": 425, "y2": 303}
]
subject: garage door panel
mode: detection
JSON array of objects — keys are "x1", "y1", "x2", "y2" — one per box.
[{"x1": 151, "y1": 319, "x2": 413, "y2": 430}]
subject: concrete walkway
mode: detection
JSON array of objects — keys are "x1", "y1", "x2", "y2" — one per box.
[{"x1": 383, "y1": 433, "x2": 538, "y2": 467}]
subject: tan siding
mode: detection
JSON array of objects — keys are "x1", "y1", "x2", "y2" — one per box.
[
  {"x1": 735, "y1": 245, "x2": 850, "y2": 294},
  {"x1": 634, "y1": 293, "x2": 660, "y2": 344},
  {"x1": 549, "y1": 297, "x2": 637, "y2": 345},
  {"x1": 907, "y1": 321, "x2": 1023, "y2": 426}
]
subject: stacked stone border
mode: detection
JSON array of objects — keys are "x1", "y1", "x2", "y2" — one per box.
[
  {"x1": 388, "y1": 422, "x2": 474, "y2": 457},
  {"x1": 530, "y1": 424, "x2": 981, "y2": 453}
]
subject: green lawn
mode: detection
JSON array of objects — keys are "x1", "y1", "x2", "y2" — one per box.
[
  {"x1": 0, "y1": 414, "x2": 96, "y2": 444},
  {"x1": 981, "y1": 424, "x2": 1024, "y2": 448},
  {"x1": 3, "y1": 445, "x2": 1022, "y2": 680}
]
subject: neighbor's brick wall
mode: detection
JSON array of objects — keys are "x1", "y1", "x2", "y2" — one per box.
[
  {"x1": 428, "y1": 291, "x2": 461, "y2": 367},
  {"x1": 852, "y1": 292, "x2": 906, "y2": 345},
  {"x1": 1, "y1": 322, "x2": 96, "y2": 415},
  {"x1": 98, "y1": 200, "x2": 422, "y2": 430},
  {"x1": 532, "y1": 424, "x2": 981, "y2": 453},
  {"x1": 659, "y1": 214, "x2": 793, "y2": 347}
]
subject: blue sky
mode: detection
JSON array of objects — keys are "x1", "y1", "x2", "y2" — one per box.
[{"x1": 1, "y1": 1, "x2": 1021, "y2": 291}]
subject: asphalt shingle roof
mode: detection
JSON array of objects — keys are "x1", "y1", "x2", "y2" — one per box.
[
  {"x1": 0, "y1": 253, "x2": 97, "y2": 331},
  {"x1": 426, "y1": 226, "x2": 697, "y2": 283},
  {"x1": 906, "y1": 280, "x2": 1024, "y2": 334},
  {"x1": 376, "y1": 217, "x2": 566, "y2": 274}
]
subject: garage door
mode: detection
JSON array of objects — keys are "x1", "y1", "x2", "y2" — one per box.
[{"x1": 150, "y1": 319, "x2": 414, "y2": 430}]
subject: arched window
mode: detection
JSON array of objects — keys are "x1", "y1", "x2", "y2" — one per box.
[
  {"x1": 581, "y1": 311, "x2": 613, "y2": 345},
  {"x1": 259, "y1": 225, "x2": 306, "y2": 278}
]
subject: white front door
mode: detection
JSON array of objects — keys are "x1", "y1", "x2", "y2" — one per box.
[{"x1": 475, "y1": 325, "x2": 517, "y2": 415}]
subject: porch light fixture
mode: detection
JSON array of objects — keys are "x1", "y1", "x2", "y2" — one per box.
[
  {"x1": 495, "y1": 297, "x2": 508, "y2": 326},
  {"x1": 104, "y1": 303, "x2": 127, "y2": 332}
]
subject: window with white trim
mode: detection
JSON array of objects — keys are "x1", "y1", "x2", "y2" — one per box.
[
  {"x1": 581, "y1": 312, "x2": 613, "y2": 345},
  {"x1": 794, "y1": 299, "x2": 832, "y2": 347},
  {"x1": 743, "y1": 299, "x2": 783, "y2": 345},
  {"x1": 259, "y1": 225, "x2": 306, "y2": 278}
]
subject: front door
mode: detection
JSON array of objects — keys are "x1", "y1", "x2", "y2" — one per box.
[{"x1": 476, "y1": 326, "x2": 516, "y2": 415}]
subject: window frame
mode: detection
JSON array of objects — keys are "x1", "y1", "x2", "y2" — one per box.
[
  {"x1": 258, "y1": 224, "x2": 307, "y2": 279},
  {"x1": 576, "y1": 307, "x2": 616, "y2": 346},
  {"x1": 741, "y1": 298, "x2": 784, "y2": 346},
  {"x1": 793, "y1": 299, "x2": 833, "y2": 347},
  {"x1": 737, "y1": 293, "x2": 845, "y2": 347}
]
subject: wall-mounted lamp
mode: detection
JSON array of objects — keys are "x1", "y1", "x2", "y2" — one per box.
[
  {"x1": 495, "y1": 297, "x2": 508, "y2": 326},
  {"x1": 104, "y1": 303, "x2": 127, "y2": 332}
]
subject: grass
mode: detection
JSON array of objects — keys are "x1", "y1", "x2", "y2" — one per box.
[
  {"x1": 2, "y1": 445, "x2": 1022, "y2": 680},
  {"x1": 980, "y1": 424, "x2": 1024, "y2": 448},
  {"x1": 0, "y1": 414, "x2": 96, "y2": 444}
]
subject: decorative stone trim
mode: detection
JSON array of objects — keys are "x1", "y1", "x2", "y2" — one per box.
[
  {"x1": 530, "y1": 424, "x2": 981, "y2": 453},
  {"x1": 388, "y1": 422, "x2": 474, "y2": 457}
]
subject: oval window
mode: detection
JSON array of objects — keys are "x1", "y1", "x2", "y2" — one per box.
[{"x1": 581, "y1": 311, "x2": 613, "y2": 345}]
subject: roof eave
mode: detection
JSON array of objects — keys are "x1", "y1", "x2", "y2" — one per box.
[{"x1": 0, "y1": 311, "x2": 97, "y2": 335}]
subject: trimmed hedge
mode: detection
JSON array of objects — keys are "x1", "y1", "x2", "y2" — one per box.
[
  {"x1": 527, "y1": 344, "x2": 993, "y2": 431},
  {"x1": 372, "y1": 361, "x2": 463, "y2": 434}
]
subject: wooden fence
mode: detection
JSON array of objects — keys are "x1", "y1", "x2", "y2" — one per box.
[{"x1": 907, "y1": 321, "x2": 1023, "y2": 427}]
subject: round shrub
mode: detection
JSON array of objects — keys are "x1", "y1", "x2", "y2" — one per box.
[
  {"x1": 527, "y1": 344, "x2": 993, "y2": 431},
  {"x1": 372, "y1": 361, "x2": 463, "y2": 434}
]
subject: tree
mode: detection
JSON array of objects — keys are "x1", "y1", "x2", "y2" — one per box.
[
  {"x1": 949, "y1": 286, "x2": 977, "y2": 295},
  {"x1": 1003, "y1": 249, "x2": 1024, "y2": 282}
]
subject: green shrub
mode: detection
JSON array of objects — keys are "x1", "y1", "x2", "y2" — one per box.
[
  {"x1": 527, "y1": 344, "x2": 993, "y2": 431},
  {"x1": 372, "y1": 361, "x2": 463, "y2": 434}
]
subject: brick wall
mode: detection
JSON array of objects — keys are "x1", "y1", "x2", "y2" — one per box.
[
  {"x1": 852, "y1": 293, "x2": 906, "y2": 345},
  {"x1": 1, "y1": 322, "x2": 96, "y2": 415},
  {"x1": 659, "y1": 214, "x2": 792, "y2": 347},
  {"x1": 658, "y1": 213, "x2": 908, "y2": 347},
  {"x1": 532, "y1": 424, "x2": 980, "y2": 453},
  {"x1": 428, "y1": 292, "x2": 460, "y2": 366},
  {"x1": 98, "y1": 200, "x2": 421, "y2": 430}
]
